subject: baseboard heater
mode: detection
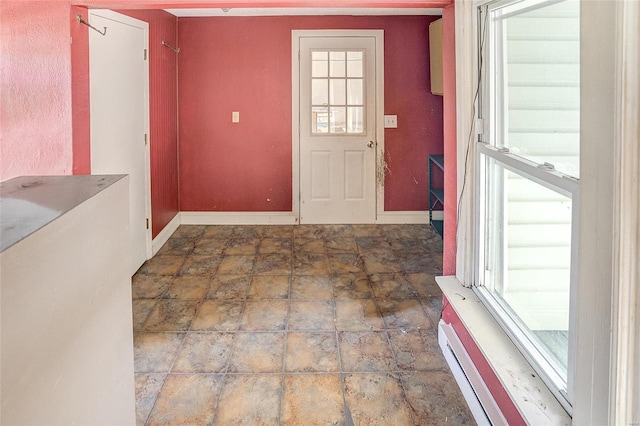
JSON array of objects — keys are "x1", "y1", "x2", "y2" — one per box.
[{"x1": 438, "y1": 320, "x2": 508, "y2": 426}]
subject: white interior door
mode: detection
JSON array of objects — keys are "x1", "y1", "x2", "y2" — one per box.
[
  {"x1": 299, "y1": 34, "x2": 378, "y2": 224},
  {"x1": 89, "y1": 10, "x2": 151, "y2": 274}
]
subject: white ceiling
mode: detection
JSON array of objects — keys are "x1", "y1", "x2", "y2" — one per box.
[{"x1": 165, "y1": 8, "x2": 443, "y2": 17}]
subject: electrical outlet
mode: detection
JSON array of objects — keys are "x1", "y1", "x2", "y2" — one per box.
[
  {"x1": 384, "y1": 115, "x2": 398, "y2": 128},
  {"x1": 232, "y1": 111, "x2": 240, "y2": 123}
]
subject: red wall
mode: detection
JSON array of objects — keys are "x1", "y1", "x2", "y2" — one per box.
[
  {"x1": 442, "y1": 296, "x2": 527, "y2": 424},
  {"x1": 178, "y1": 15, "x2": 443, "y2": 212}
]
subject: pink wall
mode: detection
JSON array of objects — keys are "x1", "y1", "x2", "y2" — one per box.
[
  {"x1": 1, "y1": 1, "x2": 73, "y2": 181},
  {"x1": 178, "y1": 15, "x2": 442, "y2": 212},
  {"x1": 442, "y1": 4, "x2": 456, "y2": 274}
]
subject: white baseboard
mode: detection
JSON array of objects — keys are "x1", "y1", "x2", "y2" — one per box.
[
  {"x1": 376, "y1": 210, "x2": 443, "y2": 224},
  {"x1": 153, "y1": 211, "x2": 442, "y2": 240},
  {"x1": 180, "y1": 211, "x2": 298, "y2": 225},
  {"x1": 151, "y1": 213, "x2": 181, "y2": 255}
]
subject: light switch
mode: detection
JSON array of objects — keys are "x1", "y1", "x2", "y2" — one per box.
[
  {"x1": 232, "y1": 111, "x2": 240, "y2": 123},
  {"x1": 384, "y1": 115, "x2": 398, "y2": 128}
]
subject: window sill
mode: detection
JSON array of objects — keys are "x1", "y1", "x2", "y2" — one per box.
[{"x1": 437, "y1": 275, "x2": 571, "y2": 425}]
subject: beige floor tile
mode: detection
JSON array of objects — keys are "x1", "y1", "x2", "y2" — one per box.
[
  {"x1": 200, "y1": 226, "x2": 234, "y2": 239},
  {"x1": 131, "y1": 224, "x2": 466, "y2": 425},
  {"x1": 248, "y1": 275, "x2": 290, "y2": 299},
  {"x1": 132, "y1": 274, "x2": 173, "y2": 299},
  {"x1": 388, "y1": 329, "x2": 447, "y2": 371},
  {"x1": 254, "y1": 253, "x2": 292, "y2": 275},
  {"x1": 400, "y1": 371, "x2": 475, "y2": 425},
  {"x1": 132, "y1": 299, "x2": 157, "y2": 331},
  {"x1": 224, "y1": 238, "x2": 260, "y2": 255},
  {"x1": 343, "y1": 373, "x2": 414, "y2": 425},
  {"x1": 282, "y1": 375, "x2": 345, "y2": 425},
  {"x1": 227, "y1": 332, "x2": 285, "y2": 373},
  {"x1": 191, "y1": 300, "x2": 244, "y2": 331},
  {"x1": 156, "y1": 238, "x2": 196, "y2": 257},
  {"x1": 173, "y1": 225, "x2": 207, "y2": 239},
  {"x1": 207, "y1": 275, "x2": 251, "y2": 300},
  {"x1": 376, "y1": 299, "x2": 432, "y2": 330},
  {"x1": 147, "y1": 374, "x2": 223, "y2": 425},
  {"x1": 172, "y1": 332, "x2": 234, "y2": 373},
  {"x1": 143, "y1": 300, "x2": 200, "y2": 332},
  {"x1": 285, "y1": 332, "x2": 339, "y2": 373},
  {"x1": 240, "y1": 300, "x2": 288, "y2": 331},
  {"x1": 192, "y1": 238, "x2": 227, "y2": 255},
  {"x1": 292, "y1": 252, "x2": 331, "y2": 275},
  {"x1": 361, "y1": 252, "x2": 403, "y2": 274},
  {"x1": 138, "y1": 255, "x2": 184, "y2": 276},
  {"x1": 353, "y1": 224, "x2": 385, "y2": 237},
  {"x1": 291, "y1": 275, "x2": 333, "y2": 299},
  {"x1": 338, "y1": 331, "x2": 397, "y2": 372},
  {"x1": 258, "y1": 237, "x2": 292, "y2": 254},
  {"x1": 135, "y1": 374, "x2": 165, "y2": 426},
  {"x1": 331, "y1": 273, "x2": 373, "y2": 299},
  {"x1": 325, "y1": 236, "x2": 359, "y2": 253},
  {"x1": 178, "y1": 254, "x2": 222, "y2": 276},
  {"x1": 354, "y1": 236, "x2": 393, "y2": 253},
  {"x1": 406, "y1": 272, "x2": 441, "y2": 299},
  {"x1": 164, "y1": 275, "x2": 211, "y2": 300},
  {"x1": 134, "y1": 332, "x2": 185, "y2": 373},
  {"x1": 214, "y1": 375, "x2": 282, "y2": 425},
  {"x1": 328, "y1": 253, "x2": 366, "y2": 274},
  {"x1": 263, "y1": 225, "x2": 294, "y2": 238},
  {"x1": 293, "y1": 237, "x2": 326, "y2": 254},
  {"x1": 335, "y1": 299, "x2": 383, "y2": 331},
  {"x1": 288, "y1": 300, "x2": 335, "y2": 331},
  {"x1": 217, "y1": 255, "x2": 255, "y2": 275},
  {"x1": 369, "y1": 273, "x2": 417, "y2": 300}
]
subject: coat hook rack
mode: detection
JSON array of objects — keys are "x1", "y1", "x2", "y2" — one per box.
[
  {"x1": 162, "y1": 40, "x2": 180, "y2": 53},
  {"x1": 76, "y1": 14, "x2": 107, "y2": 36}
]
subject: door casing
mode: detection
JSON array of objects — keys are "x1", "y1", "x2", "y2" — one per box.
[{"x1": 292, "y1": 30, "x2": 385, "y2": 224}]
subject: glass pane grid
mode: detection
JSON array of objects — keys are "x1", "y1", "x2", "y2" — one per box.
[{"x1": 310, "y1": 49, "x2": 365, "y2": 135}]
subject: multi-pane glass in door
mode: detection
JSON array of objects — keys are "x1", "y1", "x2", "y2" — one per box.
[{"x1": 311, "y1": 51, "x2": 365, "y2": 134}]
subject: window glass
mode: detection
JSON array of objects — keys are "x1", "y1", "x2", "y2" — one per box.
[
  {"x1": 311, "y1": 50, "x2": 365, "y2": 135},
  {"x1": 493, "y1": 0, "x2": 580, "y2": 177},
  {"x1": 483, "y1": 156, "x2": 571, "y2": 377}
]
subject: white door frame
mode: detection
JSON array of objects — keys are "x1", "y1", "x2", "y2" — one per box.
[
  {"x1": 89, "y1": 9, "x2": 152, "y2": 267},
  {"x1": 292, "y1": 30, "x2": 385, "y2": 223}
]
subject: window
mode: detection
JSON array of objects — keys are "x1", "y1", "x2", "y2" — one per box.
[
  {"x1": 311, "y1": 50, "x2": 365, "y2": 134},
  {"x1": 475, "y1": 0, "x2": 579, "y2": 413}
]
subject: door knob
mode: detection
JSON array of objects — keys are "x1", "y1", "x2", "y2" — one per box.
[{"x1": 367, "y1": 141, "x2": 375, "y2": 148}]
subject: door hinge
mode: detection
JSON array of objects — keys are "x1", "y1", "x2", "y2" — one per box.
[
  {"x1": 144, "y1": 49, "x2": 147, "y2": 60},
  {"x1": 298, "y1": 50, "x2": 300, "y2": 61},
  {"x1": 146, "y1": 218, "x2": 149, "y2": 229},
  {"x1": 144, "y1": 134, "x2": 148, "y2": 145}
]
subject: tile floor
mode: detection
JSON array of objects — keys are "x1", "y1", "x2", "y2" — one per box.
[{"x1": 132, "y1": 224, "x2": 475, "y2": 425}]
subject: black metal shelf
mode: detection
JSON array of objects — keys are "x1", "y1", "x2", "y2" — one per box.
[{"x1": 428, "y1": 154, "x2": 444, "y2": 238}]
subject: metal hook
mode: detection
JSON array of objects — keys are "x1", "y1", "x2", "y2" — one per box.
[
  {"x1": 161, "y1": 40, "x2": 180, "y2": 54},
  {"x1": 77, "y1": 14, "x2": 107, "y2": 36}
]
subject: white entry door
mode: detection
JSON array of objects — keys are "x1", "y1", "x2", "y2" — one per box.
[
  {"x1": 89, "y1": 10, "x2": 151, "y2": 274},
  {"x1": 298, "y1": 33, "x2": 380, "y2": 224}
]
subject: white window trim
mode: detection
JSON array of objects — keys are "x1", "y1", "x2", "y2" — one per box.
[
  {"x1": 609, "y1": 0, "x2": 640, "y2": 424},
  {"x1": 451, "y1": 0, "x2": 637, "y2": 423}
]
